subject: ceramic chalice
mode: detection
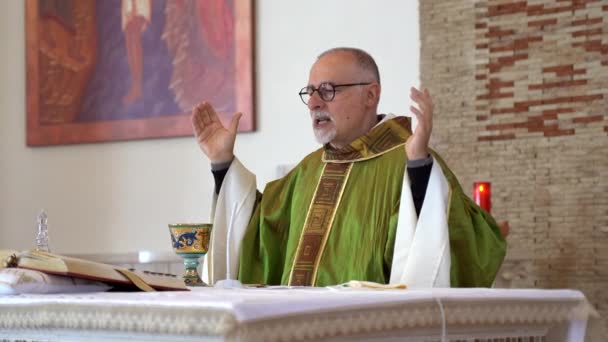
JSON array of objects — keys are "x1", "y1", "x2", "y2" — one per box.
[{"x1": 168, "y1": 223, "x2": 211, "y2": 286}]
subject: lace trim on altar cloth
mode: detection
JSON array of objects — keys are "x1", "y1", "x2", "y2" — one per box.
[
  {"x1": 0, "y1": 298, "x2": 592, "y2": 341},
  {"x1": 235, "y1": 299, "x2": 591, "y2": 341}
]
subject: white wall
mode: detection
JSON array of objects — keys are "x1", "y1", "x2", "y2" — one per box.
[{"x1": 0, "y1": 0, "x2": 419, "y2": 254}]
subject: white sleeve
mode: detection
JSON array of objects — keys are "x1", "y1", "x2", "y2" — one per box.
[
  {"x1": 202, "y1": 158, "x2": 257, "y2": 285},
  {"x1": 390, "y1": 157, "x2": 452, "y2": 288}
]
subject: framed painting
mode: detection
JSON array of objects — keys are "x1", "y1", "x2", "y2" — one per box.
[{"x1": 26, "y1": 0, "x2": 255, "y2": 146}]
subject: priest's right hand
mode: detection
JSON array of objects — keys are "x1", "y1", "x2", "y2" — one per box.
[{"x1": 191, "y1": 102, "x2": 242, "y2": 164}]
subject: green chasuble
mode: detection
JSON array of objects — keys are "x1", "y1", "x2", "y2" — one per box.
[{"x1": 238, "y1": 116, "x2": 506, "y2": 287}]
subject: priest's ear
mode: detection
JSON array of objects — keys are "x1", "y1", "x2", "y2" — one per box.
[{"x1": 365, "y1": 82, "x2": 381, "y2": 107}]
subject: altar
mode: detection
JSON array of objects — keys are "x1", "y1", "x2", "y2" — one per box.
[{"x1": 0, "y1": 287, "x2": 592, "y2": 341}]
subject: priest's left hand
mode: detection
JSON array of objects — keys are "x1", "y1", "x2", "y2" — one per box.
[
  {"x1": 406, "y1": 87, "x2": 433, "y2": 160},
  {"x1": 498, "y1": 221, "x2": 510, "y2": 238}
]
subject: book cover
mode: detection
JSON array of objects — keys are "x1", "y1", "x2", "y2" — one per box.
[{"x1": 3, "y1": 250, "x2": 188, "y2": 292}]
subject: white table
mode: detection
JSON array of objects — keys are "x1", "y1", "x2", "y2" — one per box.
[{"x1": 0, "y1": 287, "x2": 592, "y2": 341}]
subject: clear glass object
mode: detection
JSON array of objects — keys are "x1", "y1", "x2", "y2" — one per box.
[{"x1": 36, "y1": 210, "x2": 50, "y2": 252}]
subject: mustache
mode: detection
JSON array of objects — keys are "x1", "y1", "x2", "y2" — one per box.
[{"x1": 311, "y1": 110, "x2": 333, "y2": 121}]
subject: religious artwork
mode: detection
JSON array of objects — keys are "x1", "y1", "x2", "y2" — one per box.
[{"x1": 26, "y1": 0, "x2": 254, "y2": 146}]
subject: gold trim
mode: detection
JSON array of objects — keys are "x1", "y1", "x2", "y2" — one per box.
[
  {"x1": 168, "y1": 223, "x2": 212, "y2": 228},
  {"x1": 288, "y1": 162, "x2": 353, "y2": 286},
  {"x1": 311, "y1": 163, "x2": 353, "y2": 285},
  {"x1": 322, "y1": 116, "x2": 411, "y2": 162},
  {"x1": 287, "y1": 163, "x2": 328, "y2": 285},
  {"x1": 322, "y1": 142, "x2": 406, "y2": 163},
  {"x1": 288, "y1": 116, "x2": 413, "y2": 285},
  {"x1": 446, "y1": 187, "x2": 453, "y2": 219}
]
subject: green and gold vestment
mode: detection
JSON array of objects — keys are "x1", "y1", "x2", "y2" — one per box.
[{"x1": 237, "y1": 116, "x2": 506, "y2": 287}]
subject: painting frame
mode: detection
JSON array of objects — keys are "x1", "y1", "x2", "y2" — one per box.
[{"x1": 25, "y1": 0, "x2": 255, "y2": 146}]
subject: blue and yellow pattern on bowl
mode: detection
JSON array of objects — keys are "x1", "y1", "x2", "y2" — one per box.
[
  {"x1": 168, "y1": 223, "x2": 212, "y2": 286},
  {"x1": 169, "y1": 223, "x2": 211, "y2": 254}
]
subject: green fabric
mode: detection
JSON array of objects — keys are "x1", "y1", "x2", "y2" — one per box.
[
  {"x1": 432, "y1": 152, "x2": 507, "y2": 287},
  {"x1": 238, "y1": 118, "x2": 506, "y2": 287}
]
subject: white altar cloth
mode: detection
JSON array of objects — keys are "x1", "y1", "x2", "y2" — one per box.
[{"x1": 0, "y1": 287, "x2": 591, "y2": 341}]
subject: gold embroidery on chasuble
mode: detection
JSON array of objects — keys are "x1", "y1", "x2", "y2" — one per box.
[
  {"x1": 288, "y1": 162, "x2": 353, "y2": 286},
  {"x1": 323, "y1": 116, "x2": 411, "y2": 163},
  {"x1": 288, "y1": 116, "x2": 412, "y2": 286}
]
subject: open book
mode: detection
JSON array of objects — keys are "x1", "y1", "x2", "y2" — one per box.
[{"x1": 1, "y1": 249, "x2": 188, "y2": 292}]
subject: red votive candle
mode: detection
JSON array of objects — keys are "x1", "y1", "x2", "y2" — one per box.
[{"x1": 473, "y1": 182, "x2": 491, "y2": 213}]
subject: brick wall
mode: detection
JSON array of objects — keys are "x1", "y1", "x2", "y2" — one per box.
[{"x1": 420, "y1": 0, "x2": 607, "y2": 328}]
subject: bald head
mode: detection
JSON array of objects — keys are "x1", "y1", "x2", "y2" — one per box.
[{"x1": 317, "y1": 47, "x2": 381, "y2": 85}]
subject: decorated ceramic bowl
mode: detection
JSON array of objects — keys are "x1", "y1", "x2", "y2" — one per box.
[
  {"x1": 168, "y1": 223, "x2": 212, "y2": 286},
  {"x1": 168, "y1": 223, "x2": 211, "y2": 254}
]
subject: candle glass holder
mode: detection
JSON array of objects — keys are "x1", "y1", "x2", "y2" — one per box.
[{"x1": 473, "y1": 181, "x2": 492, "y2": 213}]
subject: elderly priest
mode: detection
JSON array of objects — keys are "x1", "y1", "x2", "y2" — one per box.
[{"x1": 191, "y1": 47, "x2": 506, "y2": 288}]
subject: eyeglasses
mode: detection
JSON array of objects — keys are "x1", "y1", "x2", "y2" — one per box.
[{"x1": 298, "y1": 82, "x2": 372, "y2": 105}]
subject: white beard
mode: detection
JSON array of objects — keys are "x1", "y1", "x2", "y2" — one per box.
[
  {"x1": 311, "y1": 110, "x2": 337, "y2": 145},
  {"x1": 314, "y1": 126, "x2": 337, "y2": 145}
]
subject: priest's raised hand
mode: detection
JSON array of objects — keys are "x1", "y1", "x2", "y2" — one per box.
[
  {"x1": 406, "y1": 87, "x2": 433, "y2": 160},
  {"x1": 191, "y1": 102, "x2": 242, "y2": 164}
]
